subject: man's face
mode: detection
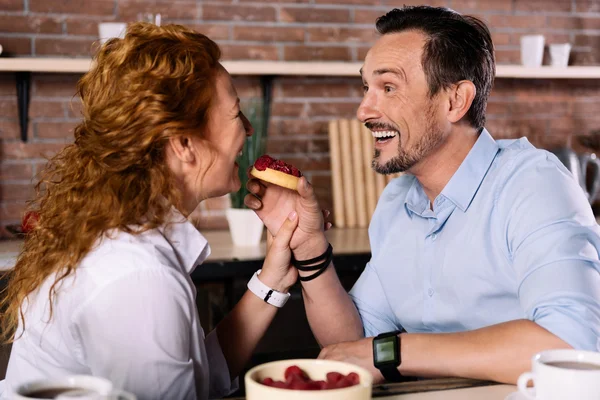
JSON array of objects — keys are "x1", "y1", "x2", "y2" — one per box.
[{"x1": 358, "y1": 31, "x2": 448, "y2": 174}]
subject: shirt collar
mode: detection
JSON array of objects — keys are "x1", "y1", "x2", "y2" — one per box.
[
  {"x1": 441, "y1": 128, "x2": 499, "y2": 212},
  {"x1": 404, "y1": 129, "x2": 499, "y2": 215},
  {"x1": 404, "y1": 176, "x2": 430, "y2": 217},
  {"x1": 160, "y1": 207, "x2": 211, "y2": 274}
]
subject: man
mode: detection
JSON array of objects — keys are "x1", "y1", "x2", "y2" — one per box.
[{"x1": 245, "y1": 6, "x2": 600, "y2": 384}]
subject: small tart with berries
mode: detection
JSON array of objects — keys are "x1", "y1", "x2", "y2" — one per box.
[{"x1": 251, "y1": 155, "x2": 302, "y2": 190}]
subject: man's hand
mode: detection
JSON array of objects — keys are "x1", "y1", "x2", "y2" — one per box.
[
  {"x1": 318, "y1": 337, "x2": 384, "y2": 384},
  {"x1": 244, "y1": 175, "x2": 330, "y2": 260}
]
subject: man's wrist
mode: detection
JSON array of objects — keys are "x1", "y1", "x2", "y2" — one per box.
[{"x1": 292, "y1": 235, "x2": 329, "y2": 264}]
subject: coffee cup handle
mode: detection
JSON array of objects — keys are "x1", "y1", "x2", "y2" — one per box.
[{"x1": 517, "y1": 372, "x2": 536, "y2": 399}]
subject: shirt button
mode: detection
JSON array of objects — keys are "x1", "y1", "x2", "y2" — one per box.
[
  {"x1": 431, "y1": 233, "x2": 437, "y2": 241},
  {"x1": 428, "y1": 288, "x2": 434, "y2": 297}
]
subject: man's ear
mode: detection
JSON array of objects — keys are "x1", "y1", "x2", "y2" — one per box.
[
  {"x1": 446, "y1": 80, "x2": 477, "y2": 124},
  {"x1": 168, "y1": 134, "x2": 196, "y2": 164}
]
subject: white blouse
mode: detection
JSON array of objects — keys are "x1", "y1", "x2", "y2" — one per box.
[{"x1": 2, "y1": 210, "x2": 236, "y2": 399}]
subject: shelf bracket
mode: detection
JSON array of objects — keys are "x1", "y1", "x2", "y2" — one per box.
[
  {"x1": 16, "y1": 71, "x2": 31, "y2": 143},
  {"x1": 260, "y1": 75, "x2": 274, "y2": 136}
]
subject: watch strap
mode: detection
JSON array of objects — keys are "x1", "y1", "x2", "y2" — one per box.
[
  {"x1": 374, "y1": 331, "x2": 403, "y2": 382},
  {"x1": 380, "y1": 365, "x2": 403, "y2": 382},
  {"x1": 247, "y1": 269, "x2": 290, "y2": 308}
]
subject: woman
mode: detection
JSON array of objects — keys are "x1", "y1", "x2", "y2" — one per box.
[{"x1": 0, "y1": 23, "x2": 304, "y2": 399}]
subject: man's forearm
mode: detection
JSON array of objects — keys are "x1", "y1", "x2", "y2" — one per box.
[
  {"x1": 301, "y1": 264, "x2": 364, "y2": 346},
  {"x1": 400, "y1": 319, "x2": 572, "y2": 384},
  {"x1": 294, "y1": 236, "x2": 364, "y2": 347}
]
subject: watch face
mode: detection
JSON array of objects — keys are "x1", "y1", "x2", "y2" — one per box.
[{"x1": 374, "y1": 336, "x2": 398, "y2": 364}]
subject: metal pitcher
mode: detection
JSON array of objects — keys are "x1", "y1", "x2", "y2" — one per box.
[{"x1": 551, "y1": 148, "x2": 600, "y2": 204}]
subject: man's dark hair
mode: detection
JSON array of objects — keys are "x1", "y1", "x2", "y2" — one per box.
[{"x1": 376, "y1": 6, "x2": 495, "y2": 129}]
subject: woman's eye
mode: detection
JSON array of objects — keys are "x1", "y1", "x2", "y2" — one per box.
[
  {"x1": 362, "y1": 85, "x2": 368, "y2": 93},
  {"x1": 385, "y1": 86, "x2": 394, "y2": 93}
]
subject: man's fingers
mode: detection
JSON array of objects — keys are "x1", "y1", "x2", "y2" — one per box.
[
  {"x1": 243, "y1": 194, "x2": 262, "y2": 210},
  {"x1": 297, "y1": 176, "x2": 316, "y2": 200},
  {"x1": 246, "y1": 179, "x2": 267, "y2": 198}
]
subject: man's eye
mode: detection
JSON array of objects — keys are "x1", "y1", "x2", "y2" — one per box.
[
  {"x1": 362, "y1": 85, "x2": 369, "y2": 93},
  {"x1": 385, "y1": 86, "x2": 394, "y2": 93}
]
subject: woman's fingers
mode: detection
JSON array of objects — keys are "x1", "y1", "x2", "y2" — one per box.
[{"x1": 271, "y1": 211, "x2": 298, "y2": 250}]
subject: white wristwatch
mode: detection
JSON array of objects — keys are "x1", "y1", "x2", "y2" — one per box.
[{"x1": 247, "y1": 269, "x2": 291, "y2": 308}]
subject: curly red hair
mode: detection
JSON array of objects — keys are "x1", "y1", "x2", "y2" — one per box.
[{"x1": 1, "y1": 22, "x2": 221, "y2": 343}]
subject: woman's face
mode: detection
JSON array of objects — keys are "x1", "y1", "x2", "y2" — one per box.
[
  {"x1": 197, "y1": 66, "x2": 253, "y2": 199},
  {"x1": 167, "y1": 65, "x2": 253, "y2": 215}
]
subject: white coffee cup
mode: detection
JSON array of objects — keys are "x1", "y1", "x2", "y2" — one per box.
[
  {"x1": 549, "y1": 43, "x2": 571, "y2": 67},
  {"x1": 517, "y1": 349, "x2": 600, "y2": 400},
  {"x1": 520, "y1": 35, "x2": 545, "y2": 67},
  {"x1": 14, "y1": 375, "x2": 136, "y2": 400},
  {"x1": 98, "y1": 22, "x2": 127, "y2": 45}
]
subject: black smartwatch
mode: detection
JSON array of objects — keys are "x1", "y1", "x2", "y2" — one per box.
[{"x1": 373, "y1": 330, "x2": 403, "y2": 382}]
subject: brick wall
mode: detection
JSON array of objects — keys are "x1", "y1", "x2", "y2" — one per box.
[{"x1": 1, "y1": 0, "x2": 600, "y2": 233}]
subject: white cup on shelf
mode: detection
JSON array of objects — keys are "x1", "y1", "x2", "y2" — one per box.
[
  {"x1": 549, "y1": 43, "x2": 572, "y2": 67},
  {"x1": 98, "y1": 22, "x2": 127, "y2": 45},
  {"x1": 520, "y1": 35, "x2": 545, "y2": 67}
]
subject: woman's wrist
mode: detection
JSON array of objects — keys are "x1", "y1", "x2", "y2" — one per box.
[{"x1": 255, "y1": 269, "x2": 292, "y2": 293}]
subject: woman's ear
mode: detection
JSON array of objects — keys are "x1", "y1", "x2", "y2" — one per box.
[{"x1": 168, "y1": 134, "x2": 196, "y2": 164}]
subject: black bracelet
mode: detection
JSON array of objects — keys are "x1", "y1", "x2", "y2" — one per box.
[
  {"x1": 292, "y1": 243, "x2": 333, "y2": 267},
  {"x1": 298, "y1": 250, "x2": 333, "y2": 282},
  {"x1": 295, "y1": 245, "x2": 334, "y2": 272}
]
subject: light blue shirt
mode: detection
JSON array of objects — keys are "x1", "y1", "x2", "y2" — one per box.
[{"x1": 349, "y1": 129, "x2": 600, "y2": 351}]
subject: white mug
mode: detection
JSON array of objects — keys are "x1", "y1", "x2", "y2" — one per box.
[
  {"x1": 549, "y1": 43, "x2": 571, "y2": 67},
  {"x1": 14, "y1": 375, "x2": 136, "y2": 400},
  {"x1": 520, "y1": 35, "x2": 545, "y2": 67},
  {"x1": 98, "y1": 23, "x2": 127, "y2": 45},
  {"x1": 517, "y1": 349, "x2": 600, "y2": 400}
]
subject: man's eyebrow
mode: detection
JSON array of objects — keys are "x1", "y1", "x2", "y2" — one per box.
[{"x1": 373, "y1": 67, "x2": 407, "y2": 82}]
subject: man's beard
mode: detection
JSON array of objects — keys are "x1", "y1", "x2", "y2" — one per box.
[{"x1": 372, "y1": 104, "x2": 444, "y2": 175}]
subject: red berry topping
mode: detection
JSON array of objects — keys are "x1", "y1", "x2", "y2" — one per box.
[
  {"x1": 254, "y1": 155, "x2": 275, "y2": 171},
  {"x1": 253, "y1": 154, "x2": 303, "y2": 177}
]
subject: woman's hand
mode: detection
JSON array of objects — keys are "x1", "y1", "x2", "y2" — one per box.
[
  {"x1": 244, "y1": 176, "x2": 330, "y2": 261},
  {"x1": 258, "y1": 211, "x2": 300, "y2": 293}
]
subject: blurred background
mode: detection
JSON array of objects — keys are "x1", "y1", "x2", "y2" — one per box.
[{"x1": 1, "y1": 0, "x2": 600, "y2": 231}]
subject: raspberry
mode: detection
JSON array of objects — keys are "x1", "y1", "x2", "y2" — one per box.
[
  {"x1": 254, "y1": 155, "x2": 275, "y2": 171},
  {"x1": 284, "y1": 365, "x2": 308, "y2": 381},
  {"x1": 253, "y1": 154, "x2": 303, "y2": 177}
]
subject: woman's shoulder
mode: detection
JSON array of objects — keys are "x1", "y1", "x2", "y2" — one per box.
[{"x1": 76, "y1": 227, "x2": 182, "y2": 287}]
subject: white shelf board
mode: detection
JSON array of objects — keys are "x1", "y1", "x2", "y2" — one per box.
[{"x1": 1, "y1": 58, "x2": 600, "y2": 79}]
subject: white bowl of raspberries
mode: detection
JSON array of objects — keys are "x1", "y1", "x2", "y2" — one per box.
[{"x1": 245, "y1": 359, "x2": 373, "y2": 400}]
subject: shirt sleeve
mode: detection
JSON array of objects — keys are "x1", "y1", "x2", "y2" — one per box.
[
  {"x1": 72, "y1": 268, "x2": 202, "y2": 400},
  {"x1": 501, "y1": 151, "x2": 600, "y2": 351},
  {"x1": 349, "y1": 261, "x2": 401, "y2": 337},
  {"x1": 204, "y1": 330, "x2": 238, "y2": 399}
]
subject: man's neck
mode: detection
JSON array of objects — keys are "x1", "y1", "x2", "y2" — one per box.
[{"x1": 411, "y1": 126, "x2": 480, "y2": 206}]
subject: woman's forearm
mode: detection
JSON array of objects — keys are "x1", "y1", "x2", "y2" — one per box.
[{"x1": 215, "y1": 290, "x2": 279, "y2": 379}]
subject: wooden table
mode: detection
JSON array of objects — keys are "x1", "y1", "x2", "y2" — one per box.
[
  {"x1": 378, "y1": 384, "x2": 515, "y2": 399},
  {"x1": 229, "y1": 378, "x2": 517, "y2": 399}
]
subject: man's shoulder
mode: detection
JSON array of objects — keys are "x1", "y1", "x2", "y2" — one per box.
[{"x1": 494, "y1": 137, "x2": 566, "y2": 176}]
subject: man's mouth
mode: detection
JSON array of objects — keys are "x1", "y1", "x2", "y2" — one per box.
[{"x1": 370, "y1": 129, "x2": 399, "y2": 144}]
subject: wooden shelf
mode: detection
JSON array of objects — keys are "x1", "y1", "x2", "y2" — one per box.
[{"x1": 1, "y1": 58, "x2": 600, "y2": 78}]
